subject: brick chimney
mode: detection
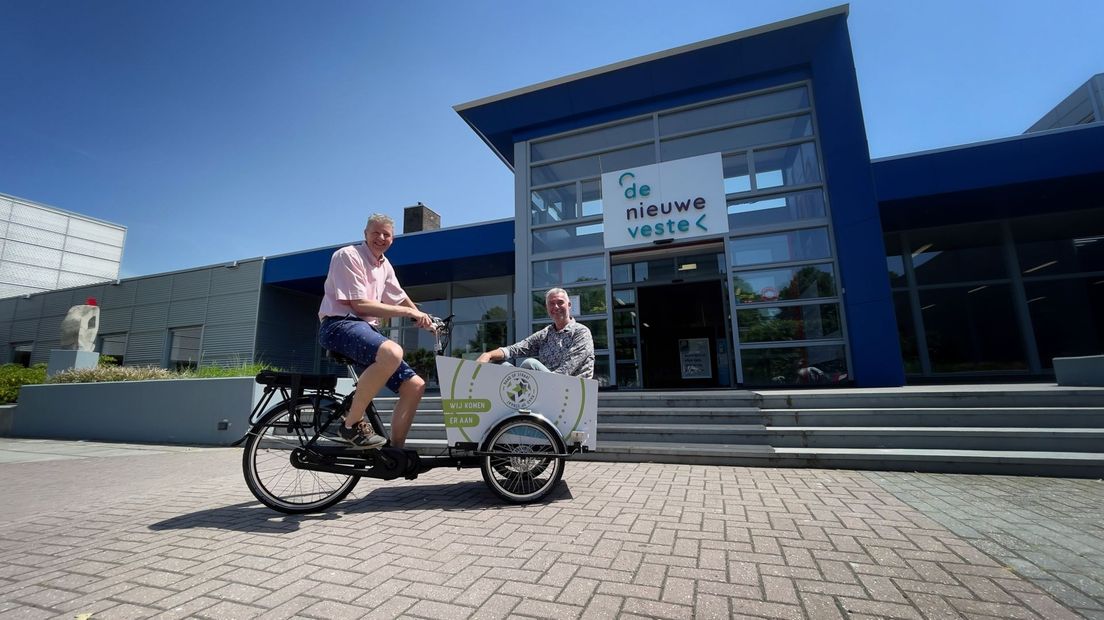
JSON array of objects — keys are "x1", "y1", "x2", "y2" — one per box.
[{"x1": 403, "y1": 202, "x2": 440, "y2": 233}]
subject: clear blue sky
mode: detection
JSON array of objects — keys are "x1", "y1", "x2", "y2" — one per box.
[{"x1": 1, "y1": 0, "x2": 1101, "y2": 278}]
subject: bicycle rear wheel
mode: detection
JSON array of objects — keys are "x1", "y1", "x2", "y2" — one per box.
[
  {"x1": 480, "y1": 418, "x2": 564, "y2": 504},
  {"x1": 242, "y1": 397, "x2": 359, "y2": 513}
]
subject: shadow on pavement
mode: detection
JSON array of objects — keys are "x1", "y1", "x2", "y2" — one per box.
[{"x1": 147, "y1": 480, "x2": 574, "y2": 533}]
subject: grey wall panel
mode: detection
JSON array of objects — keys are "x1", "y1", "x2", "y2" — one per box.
[
  {"x1": 0, "y1": 298, "x2": 17, "y2": 322},
  {"x1": 13, "y1": 297, "x2": 43, "y2": 320},
  {"x1": 205, "y1": 292, "x2": 259, "y2": 325},
  {"x1": 75, "y1": 285, "x2": 106, "y2": 307},
  {"x1": 131, "y1": 304, "x2": 169, "y2": 330},
  {"x1": 100, "y1": 281, "x2": 137, "y2": 308},
  {"x1": 36, "y1": 317, "x2": 59, "y2": 341},
  {"x1": 99, "y1": 307, "x2": 132, "y2": 333},
  {"x1": 171, "y1": 270, "x2": 212, "y2": 300},
  {"x1": 197, "y1": 319, "x2": 252, "y2": 355},
  {"x1": 255, "y1": 285, "x2": 322, "y2": 373},
  {"x1": 136, "y1": 277, "x2": 173, "y2": 304},
  {"x1": 125, "y1": 330, "x2": 166, "y2": 365},
  {"x1": 10, "y1": 319, "x2": 38, "y2": 341},
  {"x1": 41, "y1": 291, "x2": 74, "y2": 317},
  {"x1": 30, "y1": 340, "x2": 59, "y2": 365},
  {"x1": 168, "y1": 297, "x2": 207, "y2": 327},
  {"x1": 209, "y1": 261, "x2": 262, "y2": 295}
]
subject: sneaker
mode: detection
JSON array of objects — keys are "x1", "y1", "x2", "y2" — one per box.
[{"x1": 336, "y1": 418, "x2": 386, "y2": 449}]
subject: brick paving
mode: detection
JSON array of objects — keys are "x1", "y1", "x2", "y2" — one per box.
[
  {"x1": 0, "y1": 442, "x2": 1095, "y2": 619},
  {"x1": 868, "y1": 472, "x2": 1104, "y2": 620}
]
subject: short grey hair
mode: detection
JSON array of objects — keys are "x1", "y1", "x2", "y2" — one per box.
[
  {"x1": 365, "y1": 213, "x2": 395, "y2": 230},
  {"x1": 545, "y1": 288, "x2": 569, "y2": 303}
]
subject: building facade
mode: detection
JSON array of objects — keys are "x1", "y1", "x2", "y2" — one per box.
[
  {"x1": 2, "y1": 7, "x2": 1101, "y2": 389},
  {"x1": 0, "y1": 193, "x2": 125, "y2": 300}
]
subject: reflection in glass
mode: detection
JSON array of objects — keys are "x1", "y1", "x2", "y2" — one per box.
[
  {"x1": 729, "y1": 228, "x2": 831, "y2": 267},
  {"x1": 909, "y1": 223, "x2": 1006, "y2": 285},
  {"x1": 732, "y1": 264, "x2": 836, "y2": 303},
  {"x1": 740, "y1": 345, "x2": 847, "y2": 386},
  {"x1": 723, "y1": 153, "x2": 751, "y2": 195},
  {"x1": 884, "y1": 233, "x2": 906, "y2": 287},
  {"x1": 892, "y1": 292, "x2": 921, "y2": 374},
  {"x1": 611, "y1": 263, "x2": 632, "y2": 284},
  {"x1": 918, "y1": 284, "x2": 1026, "y2": 372},
  {"x1": 595, "y1": 355, "x2": 611, "y2": 388},
  {"x1": 660, "y1": 116, "x2": 813, "y2": 162},
  {"x1": 532, "y1": 223, "x2": 604, "y2": 253},
  {"x1": 737, "y1": 303, "x2": 841, "y2": 343},
  {"x1": 581, "y1": 180, "x2": 603, "y2": 217},
  {"x1": 530, "y1": 184, "x2": 577, "y2": 225},
  {"x1": 727, "y1": 188, "x2": 825, "y2": 229},
  {"x1": 1024, "y1": 277, "x2": 1104, "y2": 368},
  {"x1": 530, "y1": 118, "x2": 652, "y2": 163},
  {"x1": 659, "y1": 86, "x2": 810, "y2": 136},
  {"x1": 753, "y1": 142, "x2": 820, "y2": 189},
  {"x1": 450, "y1": 322, "x2": 509, "y2": 359},
  {"x1": 532, "y1": 255, "x2": 606, "y2": 288},
  {"x1": 452, "y1": 294, "x2": 508, "y2": 323},
  {"x1": 1012, "y1": 208, "x2": 1104, "y2": 275}
]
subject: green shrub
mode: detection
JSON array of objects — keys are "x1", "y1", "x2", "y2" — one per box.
[
  {"x1": 47, "y1": 362, "x2": 281, "y2": 384},
  {"x1": 185, "y1": 363, "x2": 277, "y2": 378},
  {"x1": 49, "y1": 366, "x2": 177, "y2": 383},
  {"x1": 0, "y1": 363, "x2": 48, "y2": 404},
  {"x1": 98, "y1": 355, "x2": 119, "y2": 367}
]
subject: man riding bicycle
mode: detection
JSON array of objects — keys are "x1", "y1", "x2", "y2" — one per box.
[{"x1": 317, "y1": 213, "x2": 435, "y2": 449}]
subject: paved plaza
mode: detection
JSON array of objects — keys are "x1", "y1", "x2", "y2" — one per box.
[{"x1": 0, "y1": 438, "x2": 1101, "y2": 619}]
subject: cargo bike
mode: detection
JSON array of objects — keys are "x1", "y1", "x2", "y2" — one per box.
[{"x1": 241, "y1": 315, "x2": 598, "y2": 513}]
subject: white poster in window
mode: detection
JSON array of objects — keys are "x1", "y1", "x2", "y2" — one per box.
[
  {"x1": 569, "y1": 295, "x2": 581, "y2": 313},
  {"x1": 679, "y1": 338, "x2": 712, "y2": 379}
]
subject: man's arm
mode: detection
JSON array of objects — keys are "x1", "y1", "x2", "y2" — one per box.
[{"x1": 476, "y1": 328, "x2": 546, "y2": 364}]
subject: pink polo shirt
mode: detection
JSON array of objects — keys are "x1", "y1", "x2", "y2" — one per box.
[{"x1": 318, "y1": 244, "x2": 407, "y2": 325}]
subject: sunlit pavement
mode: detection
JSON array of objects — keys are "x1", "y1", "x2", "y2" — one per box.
[{"x1": 0, "y1": 438, "x2": 1101, "y2": 619}]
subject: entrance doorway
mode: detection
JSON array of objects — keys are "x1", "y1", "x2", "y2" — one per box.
[
  {"x1": 611, "y1": 243, "x2": 735, "y2": 389},
  {"x1": 637, "y1": 281, "x2": 729, "y2": 388}
]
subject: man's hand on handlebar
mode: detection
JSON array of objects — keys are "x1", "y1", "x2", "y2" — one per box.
[{"x1": 413, "y1": 311, "x2": 434, "y2": 330}]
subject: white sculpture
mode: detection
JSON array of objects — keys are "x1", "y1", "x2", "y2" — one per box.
[{"x1": 59, "y1": 298, "x2": 100, "y2": 352}]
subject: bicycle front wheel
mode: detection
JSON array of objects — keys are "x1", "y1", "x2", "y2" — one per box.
[
  {"x1": 480, "y1": 418, "x2": 564, "y2": 504},
  {"x1": 242, "y1": 397, "x2": 359, "y2": 514}
]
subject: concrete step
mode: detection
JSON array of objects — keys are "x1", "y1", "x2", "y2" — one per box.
[
  {"x1": 755, "y1": 386, "x2": 1104, "y2": 410},
  {"x1": 761, "y1": 408, "x2": 1104, "y2": 427},
  {"x1": 597, "y1": 424, "x2": 1104, "y2": 451},
  {"x1": 586, "y1": 441, "x2": 1104, "y2": 477},
  {"x1": 599, "y1": 407, "x2": 764, "y2": 424}
]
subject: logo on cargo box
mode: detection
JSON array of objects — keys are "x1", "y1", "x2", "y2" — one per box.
[{"x1": 499, "y1": 371, "x2": 538, "y2": 409}]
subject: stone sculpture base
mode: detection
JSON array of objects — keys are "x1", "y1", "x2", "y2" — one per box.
[{"x1": 47, "y1": 350, "x2": 100, "y2": 378}]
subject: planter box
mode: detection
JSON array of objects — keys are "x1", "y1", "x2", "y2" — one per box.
[
  {"x1": 1054, "y1": 355, "x2": 1104, "y2": 387},
  {"x1": 14, "y1": 377, "x2": 270, "y2": 446}
]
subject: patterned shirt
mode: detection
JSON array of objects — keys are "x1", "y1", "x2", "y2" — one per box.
[{"x1": 503, "y1": 320, "x2": 595, "y2": 378}]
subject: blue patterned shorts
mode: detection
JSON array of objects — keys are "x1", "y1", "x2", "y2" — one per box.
[{"x1": 319, "y1": 316, "x2": 417, "y2": 394}]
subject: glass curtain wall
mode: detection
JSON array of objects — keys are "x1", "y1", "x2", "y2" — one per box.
[
  {"x1": 886, "y1": 207, "x2": 1104, "y2": 377},
  {"x1": 388, "y1": 276, "x2": 513, "y2": 388},
  {"x1": 525, "y1": 82, "x2": 848, "y2": 386}
]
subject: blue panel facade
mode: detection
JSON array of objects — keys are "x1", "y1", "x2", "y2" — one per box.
[{"x1": 263, "y1": 219, "x2": 516, "y2": 294}]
